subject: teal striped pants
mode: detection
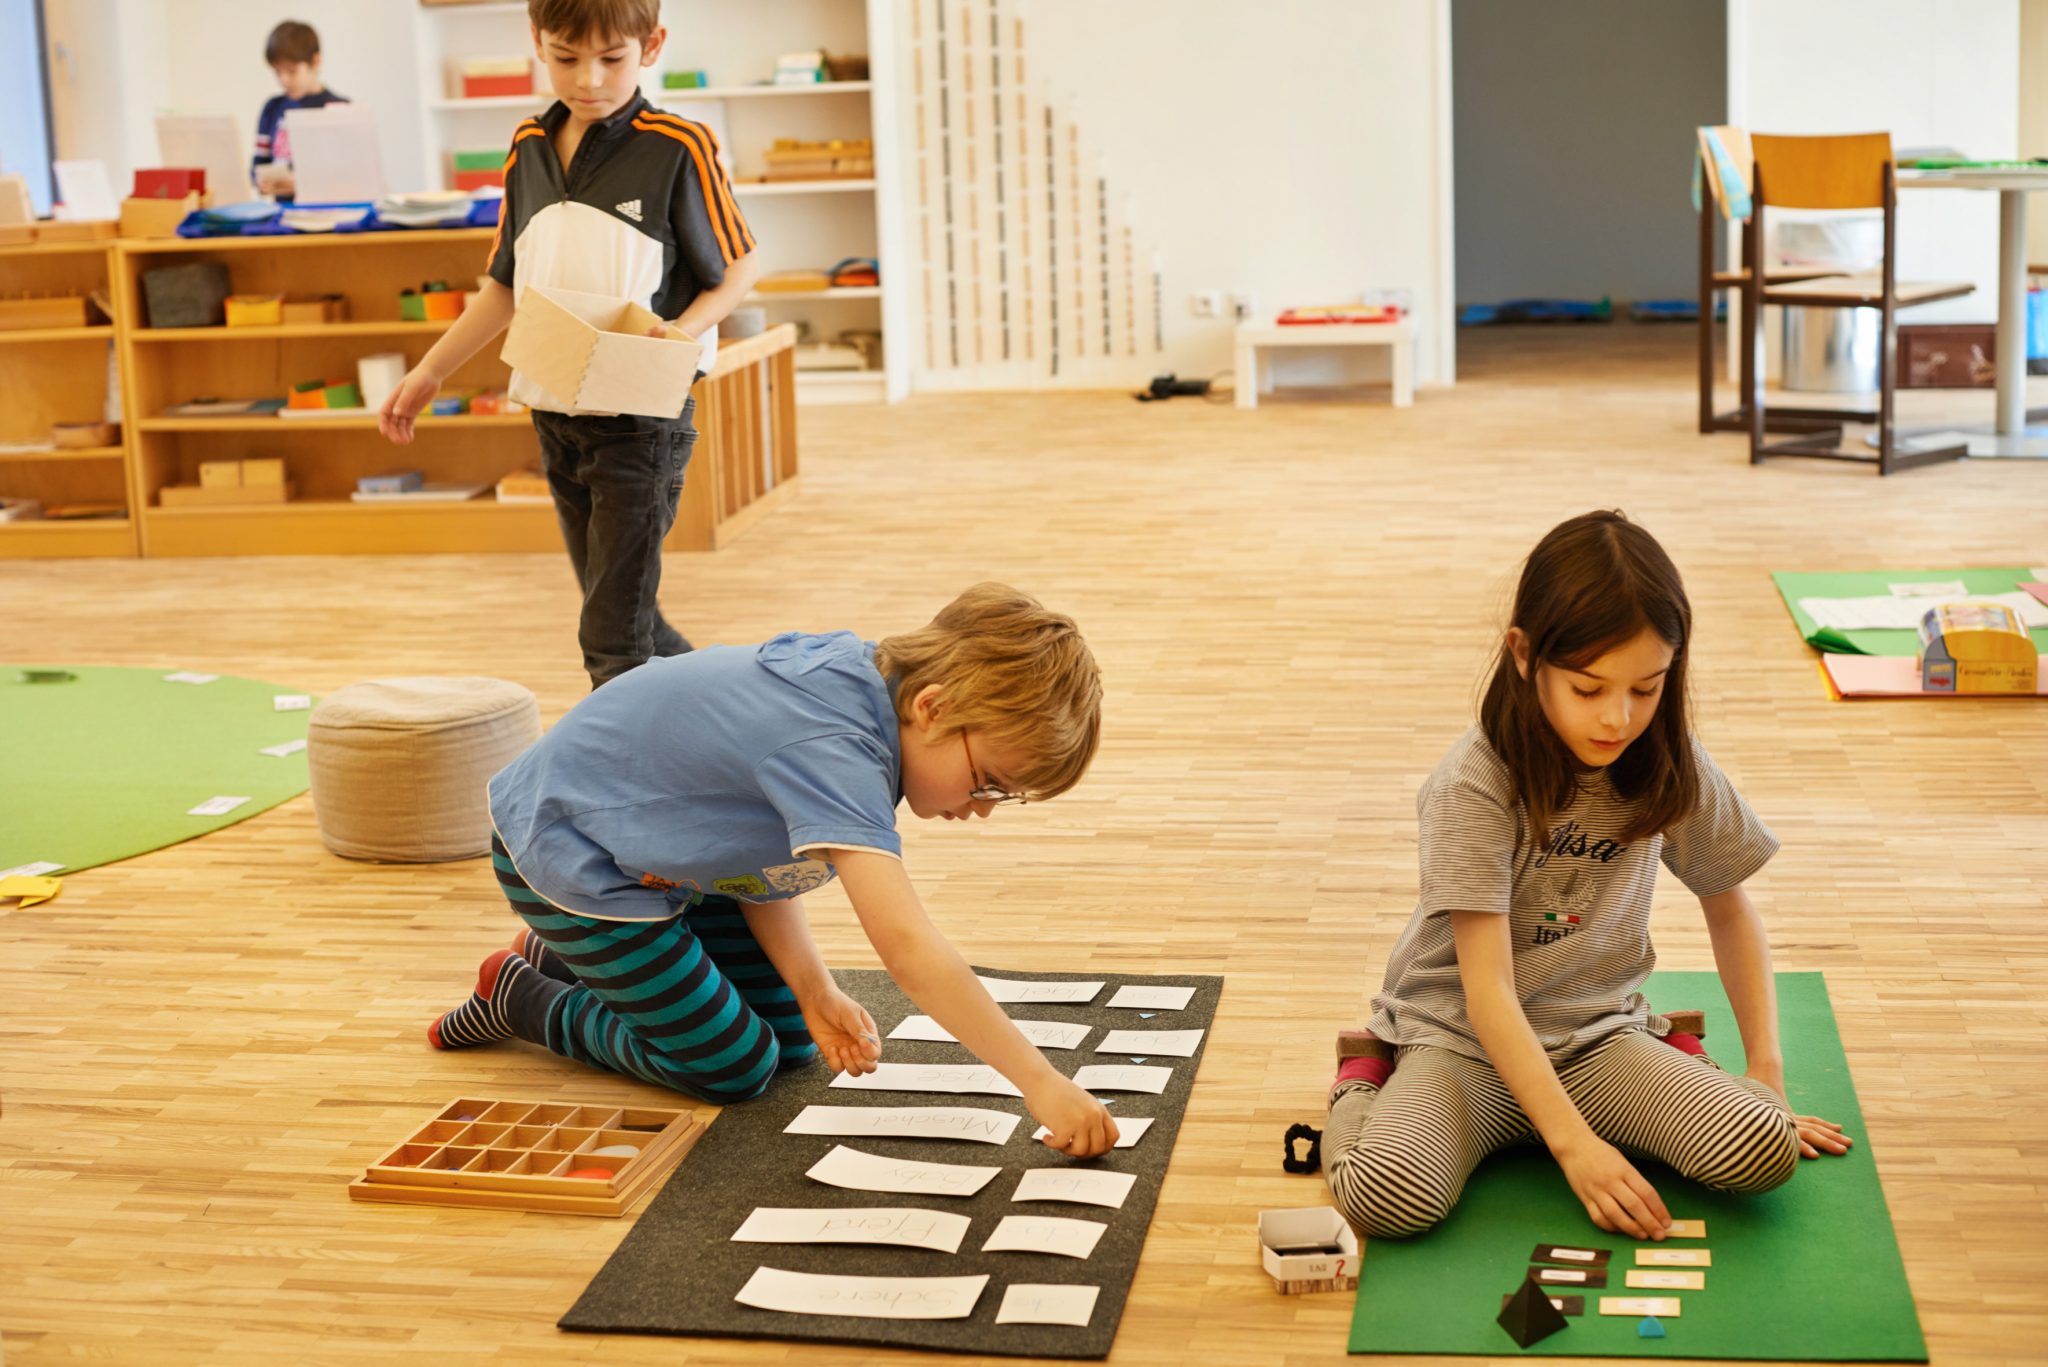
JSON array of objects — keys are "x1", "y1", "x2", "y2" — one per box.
[{"x1": 491, "y1": 835, "x2": 817, "y2": 1102}]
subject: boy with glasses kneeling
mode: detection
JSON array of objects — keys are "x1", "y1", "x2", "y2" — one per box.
[{"x1": 429, "y1": 582, "x2": 1122, "y2": 1158}]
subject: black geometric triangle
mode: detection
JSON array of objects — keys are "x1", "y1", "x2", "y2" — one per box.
[{"x1": 1497, "y1": 1273, "x2": 1571, "y2": 1348}]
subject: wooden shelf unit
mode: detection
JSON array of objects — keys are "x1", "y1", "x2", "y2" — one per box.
[
  {"x1": 0, "y1": 241, "x2": 136, "y2": 559},
  {"x1": 108, "y1": 229, "x2": 798, "y2": 558}
]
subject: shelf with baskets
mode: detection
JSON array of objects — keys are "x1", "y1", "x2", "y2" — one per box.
[{"x1": 0, "y1": 241, "x2": 136, "y2": 558}]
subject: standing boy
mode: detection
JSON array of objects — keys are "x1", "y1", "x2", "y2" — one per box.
[
  {"x1": 252, "y1": 21, "x2": 348, "y2": 201},
  {"x1": 379, "y1": 0, "x2": 762, "y2": 688}
]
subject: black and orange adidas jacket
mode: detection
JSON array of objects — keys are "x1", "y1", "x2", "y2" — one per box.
[{"x1": 487, "y1": 92, "x2": 756, "y2": 414}]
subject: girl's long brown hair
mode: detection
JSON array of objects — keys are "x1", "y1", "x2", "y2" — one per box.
[{"x1": 1479, "y1": 510, "x2": 1697, "y2": 849}]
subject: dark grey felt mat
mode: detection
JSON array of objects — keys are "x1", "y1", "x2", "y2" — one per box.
[{"x1": 560, "y1": 966, "x2": 1223, "y2": 1358}]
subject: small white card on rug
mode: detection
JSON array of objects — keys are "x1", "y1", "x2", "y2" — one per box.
[
  {"x1": 258, "y1": 739, "x2": 307, "y2": 757},
  {"x1": 1011, "y1": 1167, "x2": 1137, "y2": 1210},
  {"x1": 733, "y1": 1266, "x2": 988, "y2": 1320},
  {"x1": 1096, "y1": 1028, "x2": 1204, "y2": 1058},
  {"x1": 272, "y1": 694, "x2": 312, "y2": 711},
  {"x1": 889, "y1": 1015, "x2": 1092, "y2": 1051},
  {"x1": 829, "y1": 1062, "x2": 1023, "y2": 1098},
  {"x1": 163, "y1": 671, "x2": 218, "y2": 685},
  {"x1": 1035, "y1": 1116, "x2": 1154, "y2": 1149},
  {"x1": 976, "y1": 975, "x2": 1104, "y2": 1004},
  {"x1": 0, "y1": 861, "x2": 65, "y2": 879},
  {"x1": 981, "y1": 1214, "x2": 1107, "y2": 1260},
  {"x1": 187, "y1": 795, "x2": 250, "y2": 817},
  {"x1": 996, "y1": 1282, "x2": 1100, "y2": 1327},
  {"x1": 783, "y1": 1105, "x2": 1021, "y2": 1145},
  {"x1": 1626, "y1": 1269, "x2": 1705, "y2": 1290},
  {"x1": 1637, "y1": 1247, "x2": 1711, "y2": 1267},
  {"x1": 804, "y1": 1145, "x2": 1002, "y2": 1198},
  {"x1": 731, "y1": 1206, "x2": 970, "y2": 1254},
  {"x1": 1106, "y1": 984, "x2": 1195, "y2": 1010},
  {"x1": 1599, "y1": 1296, "x2": 1682, "y2": 1318},
  {"x1": 1071, "y1": 1064, "x2": 1172, "y2": 1094}
]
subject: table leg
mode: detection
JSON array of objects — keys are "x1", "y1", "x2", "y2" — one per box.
[
  {"x1": 1236, "y1": 337, "x2": 1256, "y2": 410},
  {"x1": 1996, "y1": 186, "x2": 2026, "y2": 436},
  {"x1": 1391, "y1": 338, "x2": 1414, "y2": 407}
]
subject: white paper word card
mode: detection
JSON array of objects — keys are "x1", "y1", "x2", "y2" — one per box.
[
  {"x1": 976, "y1": 976, "x2": 1104, "y2": 1004},
  {"x1": 1106, "y1": 984, "x2": 1195, "y2": 1010},
  {"x1": 258, "y1": 739, "x2": 308, "y2": 758},
  {"x1": 163, "y1": 671, "x2": 218, "y2": 685},
  {"x1": 731, "y1": 1206, "x2": 971, "y2": 1254},
  {"x1": 1626, "y1": 1269, "x2": 1706, "y2": 1290},
  {"x1": 1071, "y1": 1064, "x2": 1172, "y2": 1094},
  {"x1": 1035, "y1": 1116, "x2": 1154, "y2": 1149},
  {"x1": 734, "y1": 1266, "x2": 989, "y2": 1320},
  {"x1": 783, "y1": 1105, "x2": 1022, "y2": 1145},
  {"x1": 804, "y1": 1145, "x2": 1002, "y2": 1198},
  {"x1": 995, "y1": 1282, "x2": 1101, "y2": 1327},
  {"x1": 889, "y1": 1015, "x2": 1092, "y2": 1050},
  {"x1": 1637, "y1": 1247, "x2": 1711, "y2": 1267},
  {"x1": 1095, "y1": 1028, "x2": 1205, "y2": 1058},
  {"x1": 187, "y1": 795, "x2": 250, "y2": 817},
  {"x1": 980, "y1": 1214, "x2": 1107, "y2": 1260},
  {"x1": 1010, "y1": 1167, "x2": 1137, "y2": 1210},
  {"x1": 272, "y1": 694, "x2": 312, "y2": 711},
  {"x1": 829, "y1": 1062, "x2": 1023, "y2": 1097},
  {"x1": 1599, "y1": 1296, "x2": 1682, "y2": 1318}
]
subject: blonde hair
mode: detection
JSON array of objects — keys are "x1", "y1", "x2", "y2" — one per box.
[
  {"x1": 875, "y1": 583, "x2": 1103, "y2": 801},
  {"x1": 528, "y1": 0, "x2": 660, "y2": 45}
]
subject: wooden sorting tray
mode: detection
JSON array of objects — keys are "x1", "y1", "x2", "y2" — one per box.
[{"x1": 347, "y1": 1097, "x2": 706, "y2": 1216}]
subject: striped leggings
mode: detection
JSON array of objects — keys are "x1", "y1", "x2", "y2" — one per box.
[
  {"x1": 1325, "y1": 1031, "x2": 1800, "y2": 1238},
  {"x1": 491, "y1": 837, "x2": 818, "y2": 1103}
]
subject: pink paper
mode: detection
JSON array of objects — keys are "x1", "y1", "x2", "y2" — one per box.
[
  {"x1": 1821, "y1": 653, "x2": 2048, "y2": 698},
  {"x1": 2019, "y1": 582, "x2": 2048, "y2": 608}
]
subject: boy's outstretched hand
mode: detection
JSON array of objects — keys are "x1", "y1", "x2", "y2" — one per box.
[
  {"x1": 1027, "y1": 1074, "x2": 1120, "y2": 1158},
  {"x1": 807, "y1": 988, "x2": 882, "y2": 1077},
  {"x1": 378, "y1": 364, "x2": 442, "y2": 445}
]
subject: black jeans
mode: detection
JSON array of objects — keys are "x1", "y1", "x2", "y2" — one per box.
[{"x1": 532, "y1": 393, "x2": 698, "y2": 688}]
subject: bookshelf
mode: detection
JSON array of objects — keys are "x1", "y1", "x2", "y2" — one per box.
[
  {"x1": 411, "y1": 0, "x2": 906, "y2": 403},
  {"x1": 0, "y1": 241, "x2": 136, "y2": 559}
]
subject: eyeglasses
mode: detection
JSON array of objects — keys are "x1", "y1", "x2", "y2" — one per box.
[{"x1": 961, "y1": 731, "x2": 1030, "y2": 805}]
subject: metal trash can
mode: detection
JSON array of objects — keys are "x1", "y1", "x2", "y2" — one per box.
[{"x1": 1781, "y1": 305, "x2": 1880, "y2": 392}]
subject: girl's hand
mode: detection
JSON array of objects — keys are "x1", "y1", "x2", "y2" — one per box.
[
  {"x1": 1554, "y1": 1134, "x2": 1671, "y2": 1239},
  {"x1": 1025, "y1": 1074, "x2": 1119, "y2": 1158},
  {"x1": 378, "y1": 365, "x2": 442, "y2": 444},
  {"x1": 1792, "y1": 1113, "x2": 1852, "y2": 1158},
  {"x1": 805, "y1": 988, "x2": 881, "y2": 1076}
]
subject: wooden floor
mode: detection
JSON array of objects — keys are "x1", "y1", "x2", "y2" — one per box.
[{"x1": 5, "y1": 327, "x2": 2045, "y2": 1366}]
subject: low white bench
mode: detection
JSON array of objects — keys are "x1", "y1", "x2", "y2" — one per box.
[{"x1": 1234, "y1": 319, "x2": 1414, "y2": 410}]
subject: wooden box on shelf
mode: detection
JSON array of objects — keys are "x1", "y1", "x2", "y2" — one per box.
[{"x1": 0, "y1": 295, "x2": 90, "y2": 331}]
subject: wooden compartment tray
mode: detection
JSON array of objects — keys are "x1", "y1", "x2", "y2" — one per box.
[{"x1": 347, "y1": 1096, "x2": 707, "y2": 1216}]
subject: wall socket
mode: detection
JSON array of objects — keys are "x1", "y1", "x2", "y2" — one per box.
[
  {"x1": 1231, "y1": 291, "x2": 1258, "y2": 321},
  {"x1": 1190, "y1": 290, "x2": 1221, "y2": 318}
]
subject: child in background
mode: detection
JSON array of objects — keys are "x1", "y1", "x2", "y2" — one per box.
[
  {"x1": 379, "y1": 0, "x2": 761, "y2": 689},
  {"x1": 1325, "y1": 510, "x2": 1850, "y2": 1240},
  {"x1": 429, "y1": 583, "x2": 1122, "y2": 1159},
  {"x1": 252, "y1": 21, "x2": 348, "y2": 201}
]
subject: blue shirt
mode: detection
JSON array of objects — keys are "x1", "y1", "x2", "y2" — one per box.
[{"x1": 488, "y1": 631, "x2": 904, "y2": 921}]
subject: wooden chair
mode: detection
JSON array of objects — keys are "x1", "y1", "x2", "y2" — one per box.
[
  {"x1": 1746, "y1": 132, "x2": 1974, "y2": 474},
  {"x1": 1695, "y1": 126, "x2": 1851, "y2": 435}
]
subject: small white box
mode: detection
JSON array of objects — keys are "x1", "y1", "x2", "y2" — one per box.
[
  {"x1": 499, "y1": 286, "x2": 704, "y2": 419},
  {"x1": 357, "y1": 352, "x2": 408, "y2": 412},
  {"x1": 1258, "y1": 1207, "x2": 1361, "y2": 1294}
]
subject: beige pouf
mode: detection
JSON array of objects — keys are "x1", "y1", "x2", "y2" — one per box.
[{"x1": 308, "y1": 676, "x2": 540, "y2": 862}]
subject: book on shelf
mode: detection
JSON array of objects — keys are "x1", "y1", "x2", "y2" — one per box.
[
  {"x1": 348, "y1": 482, "x2": 488, "y2": 504},
  {"x1": 358, "y1": 471, "x2": 424, "y2": 495},
  {"x1": 495, "y1": 467, "x2": 549, "y2": 504},
  {"x1": 164, "y1": 397, "x2": 287, "y2": 417}
]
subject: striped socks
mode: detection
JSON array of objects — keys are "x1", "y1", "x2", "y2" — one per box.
[{"x1": 428, "y1": 949, "x2": 538, "y2": 1049}]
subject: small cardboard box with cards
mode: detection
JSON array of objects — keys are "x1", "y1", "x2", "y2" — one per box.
[
  {"x1": 1258, "y1": 1207, "x2": 1361, "y2": 1294},
  {"x1": 500, "y1": 286, "x2": 703, "y2": 419}
]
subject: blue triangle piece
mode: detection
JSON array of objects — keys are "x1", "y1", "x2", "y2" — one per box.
[
  {"x1": 1637, "y1": 1316, "x2": 1665, "y2": 1339},
  {"x1": 1130, "y1": 1057, "x2": 1148, "y2": 1063},
  {"x1": 1139, "y1": 1012, "x2": 1157, "y2": 1019}
]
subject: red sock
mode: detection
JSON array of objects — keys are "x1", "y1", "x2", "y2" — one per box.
[{"x1": 1333, "y1": 1054, "x2": 1394, "y2": 1092}]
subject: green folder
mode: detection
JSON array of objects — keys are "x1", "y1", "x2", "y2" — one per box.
[{"x1": 1771, "y1": 567, "x2": 2047, "y2": 655}]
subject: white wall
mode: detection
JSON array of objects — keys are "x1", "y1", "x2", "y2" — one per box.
[
  {"x1": 929, "y1": 0, "x2": 1455, "y2": 389},
  {"x1": 1733, "y1": 0, "x2": 2019, "y2": 324}
]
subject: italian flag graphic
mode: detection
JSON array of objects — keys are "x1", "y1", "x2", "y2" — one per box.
[{"x1": 1542, "y1": 912, "x2": 1581, "y2": 924}]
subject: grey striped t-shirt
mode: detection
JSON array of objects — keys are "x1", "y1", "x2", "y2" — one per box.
[{"x1": 1369, "y1": 727, "x2": 1778, "y2": 1063}]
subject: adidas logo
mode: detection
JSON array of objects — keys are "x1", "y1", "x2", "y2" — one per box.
[{"x1": 614, "y1": 198, "x2": 643, "y2": 222}]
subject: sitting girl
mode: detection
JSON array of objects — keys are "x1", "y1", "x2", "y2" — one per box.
[{"x1": 1327, "y1": 510, "x2": 1849, "y2": 1240}]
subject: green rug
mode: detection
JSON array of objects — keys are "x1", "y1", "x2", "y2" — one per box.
[
  {"x1": 0, "y1": 665, "x2": 314, "y2": 878},
  {"x1": 1771, "y1": 567, "x2": 2047, "y2": 656},
  {"x1": 1346, "y1": 972, "x2": 1925, "y2": 1361}
]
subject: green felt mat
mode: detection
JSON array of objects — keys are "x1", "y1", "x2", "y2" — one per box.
[
  {"x1": 1347, "y1": 972, "x2": 1925, "y2": 1361},
  {"x1": 0, "y1": 665, "x2": 314, "y2": 877},
  {"x1": 1771, "y1": 567, "x2": 2047, "y2": 656}
]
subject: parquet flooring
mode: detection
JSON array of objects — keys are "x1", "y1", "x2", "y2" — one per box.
[{"x1": 4, "y1": 327, "x2": 2044, "y2": 1365}]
